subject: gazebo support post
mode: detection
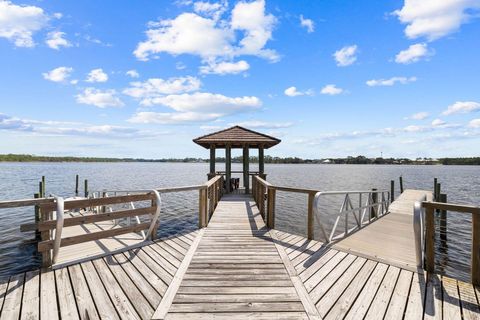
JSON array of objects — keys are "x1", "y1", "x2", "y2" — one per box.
[
  {"x1": 225, "y1": 144, "x2": 231, "y2": 193},
  {"x1": 243, "y1": 145, "x2": 249, "y2": 194},
  {"x1": 259, "y1": 145, "x2": 266, "y2": 180},
  {"x1": 208, "y1": 145, "x2": 216, "y2": 180}
]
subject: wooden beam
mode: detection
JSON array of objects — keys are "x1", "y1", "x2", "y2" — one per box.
[
  {"x1": 209, "y1": 145, "x2": 215, "y2": 175},
  {"x1": 225, "y1": 144, "x2": 231, "y2": 193},
  {"x1": 21, "y1": 207, "x2": 156, "y2": 232},
  {"x1": 259, "y1": 145, "x2": 264, "y2": 174},
  {"x1": 425, "y1": 206, "x2": 435, "y2": 273},
  {"x1": 243, "y1": 145, "x2": 249, "y2": 193},
  {"x1": 472, "y1": 212, "x2": 480, "y2": 286},
  {"x1": 38, "y1": 222, "x2": 151, "y2": 252},
  {"x1": 307, "y1": 193, "x2": 314, "y2": 240},
  {"x1": 267, "y1": 188, "x2": 276, "y2": 229}
]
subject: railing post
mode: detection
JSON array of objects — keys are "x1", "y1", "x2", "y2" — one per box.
[
  {"x1": 425, "y1": 206, "x2": 435, "y2": 273},
  {"x1": 40, "y1": 206, "x2": 52, "y2": 267},
  {"x1": 439, "y1": 193, "x2": 447, "y2": 241},
  {"x1": 307, "y1": 192, "x2": 314, "y2": 240},
  {"x1": 370, "y1": 189, "x2": 377, "y2": 219},
  {"x1": 267, "y1": 188, "x2": 276, "y2": 229},
  {"x1": 260, "y1": 184, "x2": 265, "y2": 219},
  {"x1": 198, "y1": 187, "x2": 206, "y2": 228},
  {"x1": 390, "y1": 180, "x2": 395, "y2": 202},
  {"x1": 472, "y1": 211, "x2": 480, "y2": 286}
]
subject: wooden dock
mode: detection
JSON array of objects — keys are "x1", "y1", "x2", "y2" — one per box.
[{"x1": 1, "y1": 193, "x2": 479, "y2": 319}]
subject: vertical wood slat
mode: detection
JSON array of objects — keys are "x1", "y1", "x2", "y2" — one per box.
[
  {"x1": 40, "y1": 205, "x2": 52, "y2": 267},
  {"x1": 267, "y1": 188, "x2": 276, "y2": 229},
  {"x1": 472, "y1": 212, "x2": 480, "y2": 286},
  {"x1": 198, "y1": 188, "x2": 206, "y2": 228},
  {"x1": 307, "y1": 193, "x2": 314, "y2": 240},
  {"x1": 425, "y1": 206, "x2": 435, "y2": 273}
]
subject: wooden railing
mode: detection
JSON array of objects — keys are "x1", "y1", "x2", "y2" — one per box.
[
  {"x1": 252, "y1": 175, "x2": 318, "y2": 239},
  {"x1": 422, "y1": 201, "x2": 480, "y2": 285},
  {"x1": 1, "y1": 177, "x2": 225, "y2": 267}
]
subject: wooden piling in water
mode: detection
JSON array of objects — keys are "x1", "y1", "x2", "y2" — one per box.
[
  {"x1": 399, "y1": 176, "x2": 404, "y2": 193},
  {"x1": 433, "y1": 178, "x2": 438, "y2": 200},
  {"x1": 371, "y1": 188, "x2": 377, "y2": 219},
  {"x1": 75, "y1": 174, "x2": 79, "y2": 196},
  {"x1": 41, "y1": 176, "x2": 45, "y2": 197},
  {"x1": 390, "y1": 180, "x2": 394, "y2": 202},
  {"x1": 84, "y1": 179, "x2": 89, "y2": 198}
]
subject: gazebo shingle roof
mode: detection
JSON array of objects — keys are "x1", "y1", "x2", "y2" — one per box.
[{"x1": 193, "y1": 126, "x2": 281, "y2": 149}]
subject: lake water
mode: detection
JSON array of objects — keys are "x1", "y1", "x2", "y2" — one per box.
[{"x1": 0, "y1": 162, "x2": 478, "y2": 281}]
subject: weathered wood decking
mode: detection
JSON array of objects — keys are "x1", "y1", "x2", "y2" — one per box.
[
  {"x1": 333, "y1": 189, "x2": 434, "y2": 271},
  {"x1": 1, "y1": 193, "x2": 479, "y2": 319}
]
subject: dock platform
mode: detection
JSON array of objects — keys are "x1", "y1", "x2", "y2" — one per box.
[{"x1": 1, "y1": 193, "x2": 479, "y2": 319}]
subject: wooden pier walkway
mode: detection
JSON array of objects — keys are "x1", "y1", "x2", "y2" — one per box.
[
  {"x1": 333, "y1": 189, "x2": 434, "y2": 271},
  {"x1": 1, "y1": 193, "x2": 479, "y2": 319}
]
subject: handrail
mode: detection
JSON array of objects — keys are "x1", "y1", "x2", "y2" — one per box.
[
  {"x1": 52, "y1": 196, "x2": 64, "y2": 264},
  {"x1": 422, "y1": 200, "x2": 480, "y2": 285},
  {"x1": 413, "y1": 195, "x2": 427, "y2": 269},
  {"x1": 146, "y1": 190, "x2": 162, "y2": 240},
  {"x1": 313, "y1": 189, "x2": 390, "y2": 243}
]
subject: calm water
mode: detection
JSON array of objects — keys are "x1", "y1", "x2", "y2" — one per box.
[{"x1": 0, "y1": 162, "x2": 478, "y2": 281}]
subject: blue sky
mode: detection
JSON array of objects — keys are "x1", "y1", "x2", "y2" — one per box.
[{"x1": 0, "y1": 0, "x2": 479, "y2": 159}]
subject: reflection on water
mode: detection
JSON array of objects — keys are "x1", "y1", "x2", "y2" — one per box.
[{"x1": 0, "y1": 162, "x2": 478, "y2": 281}]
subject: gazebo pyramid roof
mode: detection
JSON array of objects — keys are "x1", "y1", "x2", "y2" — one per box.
[{"x1": 193, "y1": 126, "x2": 281, "y2": 149}]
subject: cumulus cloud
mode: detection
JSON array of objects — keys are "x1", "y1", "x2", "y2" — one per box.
[
  {"x1": 86, "y1": 68, "x2": 109, "y2": 83},
  {"x1": 199, "y1": 60, "x2": 250, "y2": 75},
  {"x1": 76, "y1": 88, "x2": 124, "y2": 108},
  {"x1": 442, "y1": 101, "x2": 480, "y2": 116},
  {"x1": 469, "y1": 119, "x2": 480, "y2": 128},
  {"x1": 0, "y1": 0, "x2": 50, "y2": 47},
  {"x1": 393, "y1": 0, "x2": 480, "y2": 41},
  {"x1": 284, "y1": 86, "x2": 313, "y2": 97},
  {"x1": 193, "y1": 1, "x2": 228, "y2": 21},
  {"x1": 366, "y1": 76, "x2": 417, "y2": 87},
  {"x1": 126, "y1": 70, "x2": 140, "y2": 78},
  {"x1": 134, "y1": 0, "x2": 278, "y2": 67},
  {"x1": 42, "y1": 66, "x2": 73, "y2": 82},
  {"x1": 123, "y1": 76, "x2": 201, "y2": 104},
  {"x1": 320, "y1": 84, "x2": 343, "y2": 95},
  {"x1": 404, "y1": 112, "x2": 429, "y2": 120},
  {"x1": 129, "y1": 92, "x2": 261, "y2": 124},
  {"x1": 300, "y1": 15, "x2": 314, "y2": 33},
  {"x1": 395, "y1": 43, "x2": 433, "y2": 64},
  {"x1": 333, "y1": 45, "x2": 358, "y2": 67},
  {"x1": 45, "y1": 31, "x2": 71, "y2": 50}
]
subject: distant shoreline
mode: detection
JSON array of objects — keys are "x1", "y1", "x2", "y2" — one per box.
[{"x1": 1, "y1": 154, "x2": 479, "y2": 165}]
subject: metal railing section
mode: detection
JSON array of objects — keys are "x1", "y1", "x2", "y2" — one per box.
[
  {"x1": 313, "y1": 190, "x2": 390, "y2": 243},
  {"x1": 413, "y1": 195, "x2": 427, "y2": 269}
]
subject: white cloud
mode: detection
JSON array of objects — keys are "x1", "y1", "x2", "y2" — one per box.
[
  {"x1": 45, "y1": 31, "x2": 71, "y2": 50},
  {"x1": 129, "y1": 111, "x2": 222, "y2": 124},
  {"x1": 333, "y1": 45, "x2": 358, "y2": 67},
  {"x1": 0, "y1": 1, "x2": 49, "y2": 47},
  {"x1": 123, "y1": 76, "x2": 201, "y2": 104},
  {"x1": 284, "y1": 86, "x2": 313, "y2": 97},
  {"x1": 320, "y1": 84, "x2": 343, "y2": 95},
  {"x1": 129, "y1": 92, "x2": 262, "y2": 124},
  {"x1": 431, "y1": 119, "x2": 446, "y2": 127},
  {"x1": 42, "y1": 66, "x2": 73, "y2": 82},
  {"x1": 86, "y1": 68, "x2": 109, "y2": 83},
  {"x1": 404, "y1": 125, "x2": 429, "y2": 132},
  {"x1": 395, "y1": 43, "x2": 433, "y2": 64},
  {"x1": 147, "y1": 92, "x2": 261, "y2": 113},
  {"x1": 404, "y1": 112, "x2": 429, "y2": 120},
  {"x1": 134, "y1": 0, "x2": 278, "y2": 64},
  {"x1": 126, "y1": 70, "x2": 140, "y2": 78},
  {"x1": 76, "y1": 88, "x2": 124, "y2": 108},
  {"x1": 200, "y1": 125, "x2": 223, "y2": 131},
  {"x1": 193, "y1": 1, "x2": 227, "y2": 21},
  {"x1": 469, "y1": 119, "x2": 480, "y2": 128},
  {"x1": 300, "y1": 15, "x2": 314, "y2": 33},
  {"x1": 366, "y1": 76, "x2": 417, "y2": 87},
  {"x1": 442, "y1": 101, "x2": 480, "y2": 116},
  {"x1": 394, "y1": 0, "x2": 480, "y2": 41},
  {"x1": 200, "y1": 60, "x2": 250, "y2": 75},
  {"x1": 231, "y1": 120, "x2": 293, "y2": 129}
]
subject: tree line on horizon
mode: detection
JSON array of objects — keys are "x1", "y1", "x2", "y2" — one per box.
[{"x1": 0, "y1": 154, "x2": 479, "y2": 165}]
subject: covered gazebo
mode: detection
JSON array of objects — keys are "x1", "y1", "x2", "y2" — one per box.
[{"x1": 193, "y1": 126, "x2": 281, "y2": 193}]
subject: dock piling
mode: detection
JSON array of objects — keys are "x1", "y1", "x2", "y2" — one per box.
[
  {"x1": 75, "y1": 175, "x2": 79, "y2": 196},
  {"x1": 390, "y1": 180, "x2": 394, "y2": 202},
  {"x1": 399, "y1": 176, "x2": 404, "y2": 194},
  {"x1": 84, "y1": 179, "x2": 89, "y2": 198},
  {"x1": 370, "y1": 188, "x2": 378, "y2": 219}
]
